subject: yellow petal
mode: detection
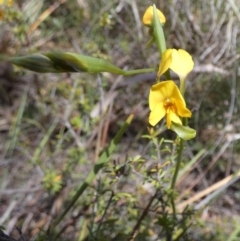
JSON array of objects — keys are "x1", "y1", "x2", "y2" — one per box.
[
  {"x1": 175, "y1": 101, "x2": 192, "y2": 117},
  {"x1": 157, "y1": 49, "x2": 194, "y2": 79},
  {"x1": 149, "y1": 83, "x2": 164, "y2": 111},
  {"x1": 158, "y1": 49, "x2": 173, "y2": 77},
  {"x1": 148, "y1": 80, "x2": 192, "y2": 127},
  {"x1": 169, "y1": 49, "x2": 194, "y2": 79},
  {"x1": 142, "y1": 6, "x2": 166, "y2": 26},
  {"x1": 171, "y1": 83, "x2": 192, "y2": 117},
  {"x1": 149, "y1": 104, "x2": 166, "y2": 126},
  {"x1": 149, "y1": 81, "x2": 175, "y2": 110},
  {"x1": 171, "y1": 82, "x2": 186, "y2": 104},
  {"x1": 167, "y1": 111, "x2": 182, "y2": 129}
]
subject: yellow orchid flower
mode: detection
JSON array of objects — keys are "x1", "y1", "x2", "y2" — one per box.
[
  {"x1": 158, "y1": 49, "x2": 194, "y2": 80},
  {"x1": 149, "y1": 81, "x2": 192, "y2": 128},
  {"x1": 142, "y1": 6, "x2": 166, "y2": 26}
]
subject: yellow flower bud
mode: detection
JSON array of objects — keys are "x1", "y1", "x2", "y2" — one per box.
[{"x1": 142, "y1": 6, "x2": 166, "y2": 27}]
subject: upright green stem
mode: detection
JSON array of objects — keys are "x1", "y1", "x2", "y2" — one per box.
[
  {"x1": 151, "y1": 4, "x2": 187, "y2": 215},
  {"x1": 170, "y1": 138, "x2": 184, "y2": 213},
  {"x1": 180, "y1": 78, "x2": 187, "y2": 96},
  {"x1": 170, "y1": 78, "x2": 187, "y2": 212}
]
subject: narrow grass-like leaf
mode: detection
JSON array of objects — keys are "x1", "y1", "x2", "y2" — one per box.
[
  {"x1": 4, "y1": 87, "x2": 28, "y2": 156},
  {"x1": 31, "y1": 121, "x2": 58, "y2": 166},
  {"x1": 177, "y1": 149, "x2": 206, "y2": 181},
  {"x1": 152, "y1": 4, "x2": 166, "y2": 55},
  {"x1": 226, "y1": 218, "x2": 240, "y2": 241}
]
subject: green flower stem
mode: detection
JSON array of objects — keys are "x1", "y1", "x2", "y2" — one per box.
[
  {"x1": 180, "y1": 78, "x2": 187, "y2": 96},
  {"x1": 153, "y1": 4, "x2": 166, "y2": 55},
  {"x1": 171, "y1": 76, "x2": 187, "y2": 213},
  {"x1": 170, "y1": 137, "x2": 184, "y2": 213},
  {"x1": 151, "y1": 4, "x2": 185, "y2": 214},
  {"x1": 50, "y1": 114, "x2": 134, "y2": 239},
  {"x1": 123, "y1": 68, "x2": 156, "y2": 76}
]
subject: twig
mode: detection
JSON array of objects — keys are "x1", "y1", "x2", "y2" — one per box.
[
  {"x1": 194, "y1": 172, "x2": 240, "y2": 210},
  {"x1": 28, "y1": 0, "x2": 68, "y2": 35},
  {"x1": 16, "y1": 227, "x2": 25, "y2": 241},
  {"x1": 0, "y1": 200, "x2": 17, "y2": 225},
  {"x1": 130, "y1": 0, "x2": 143, "y2": 40},
  {"x1": 129, "y1": 192, "x2": 157, "y2": 240},
  {"x1": 95, "y1": 190, "x2": 114, "y2": 236},
  {"x1": 177, "y1": 169, "x2": 240, "y2": 211}
]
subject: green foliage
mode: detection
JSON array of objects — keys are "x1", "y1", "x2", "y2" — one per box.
[{"x1": 42, "y1": 169, "x2": 62, "y2": 195}]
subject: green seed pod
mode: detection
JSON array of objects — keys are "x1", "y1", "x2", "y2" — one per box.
[
  {"x1": 10, "y1": 52, "x2": 125, "y2": 74},
  {"x1": 45, "y1": 52, "x2": 126, "y2": 74},
  {"x1": 10, "y1": 54, "x2": 60, "y2": 73}
]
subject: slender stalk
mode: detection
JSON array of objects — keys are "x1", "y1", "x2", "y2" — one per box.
[
  {"x1": 170, "y1": 76, "x2": 187, "y2": 213},
  {"x1": 170, "y1": 138, "x2": 184, "y2": 213},
  {"x1": 180, "y1": 78, "x2": 187, "y2": 96},
  {"x1": 129, "y1": 192, "x2": 157, "y2": 240},
  {"x1": 123, "y1": 68, "x2": 156, "y2": 76}
]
